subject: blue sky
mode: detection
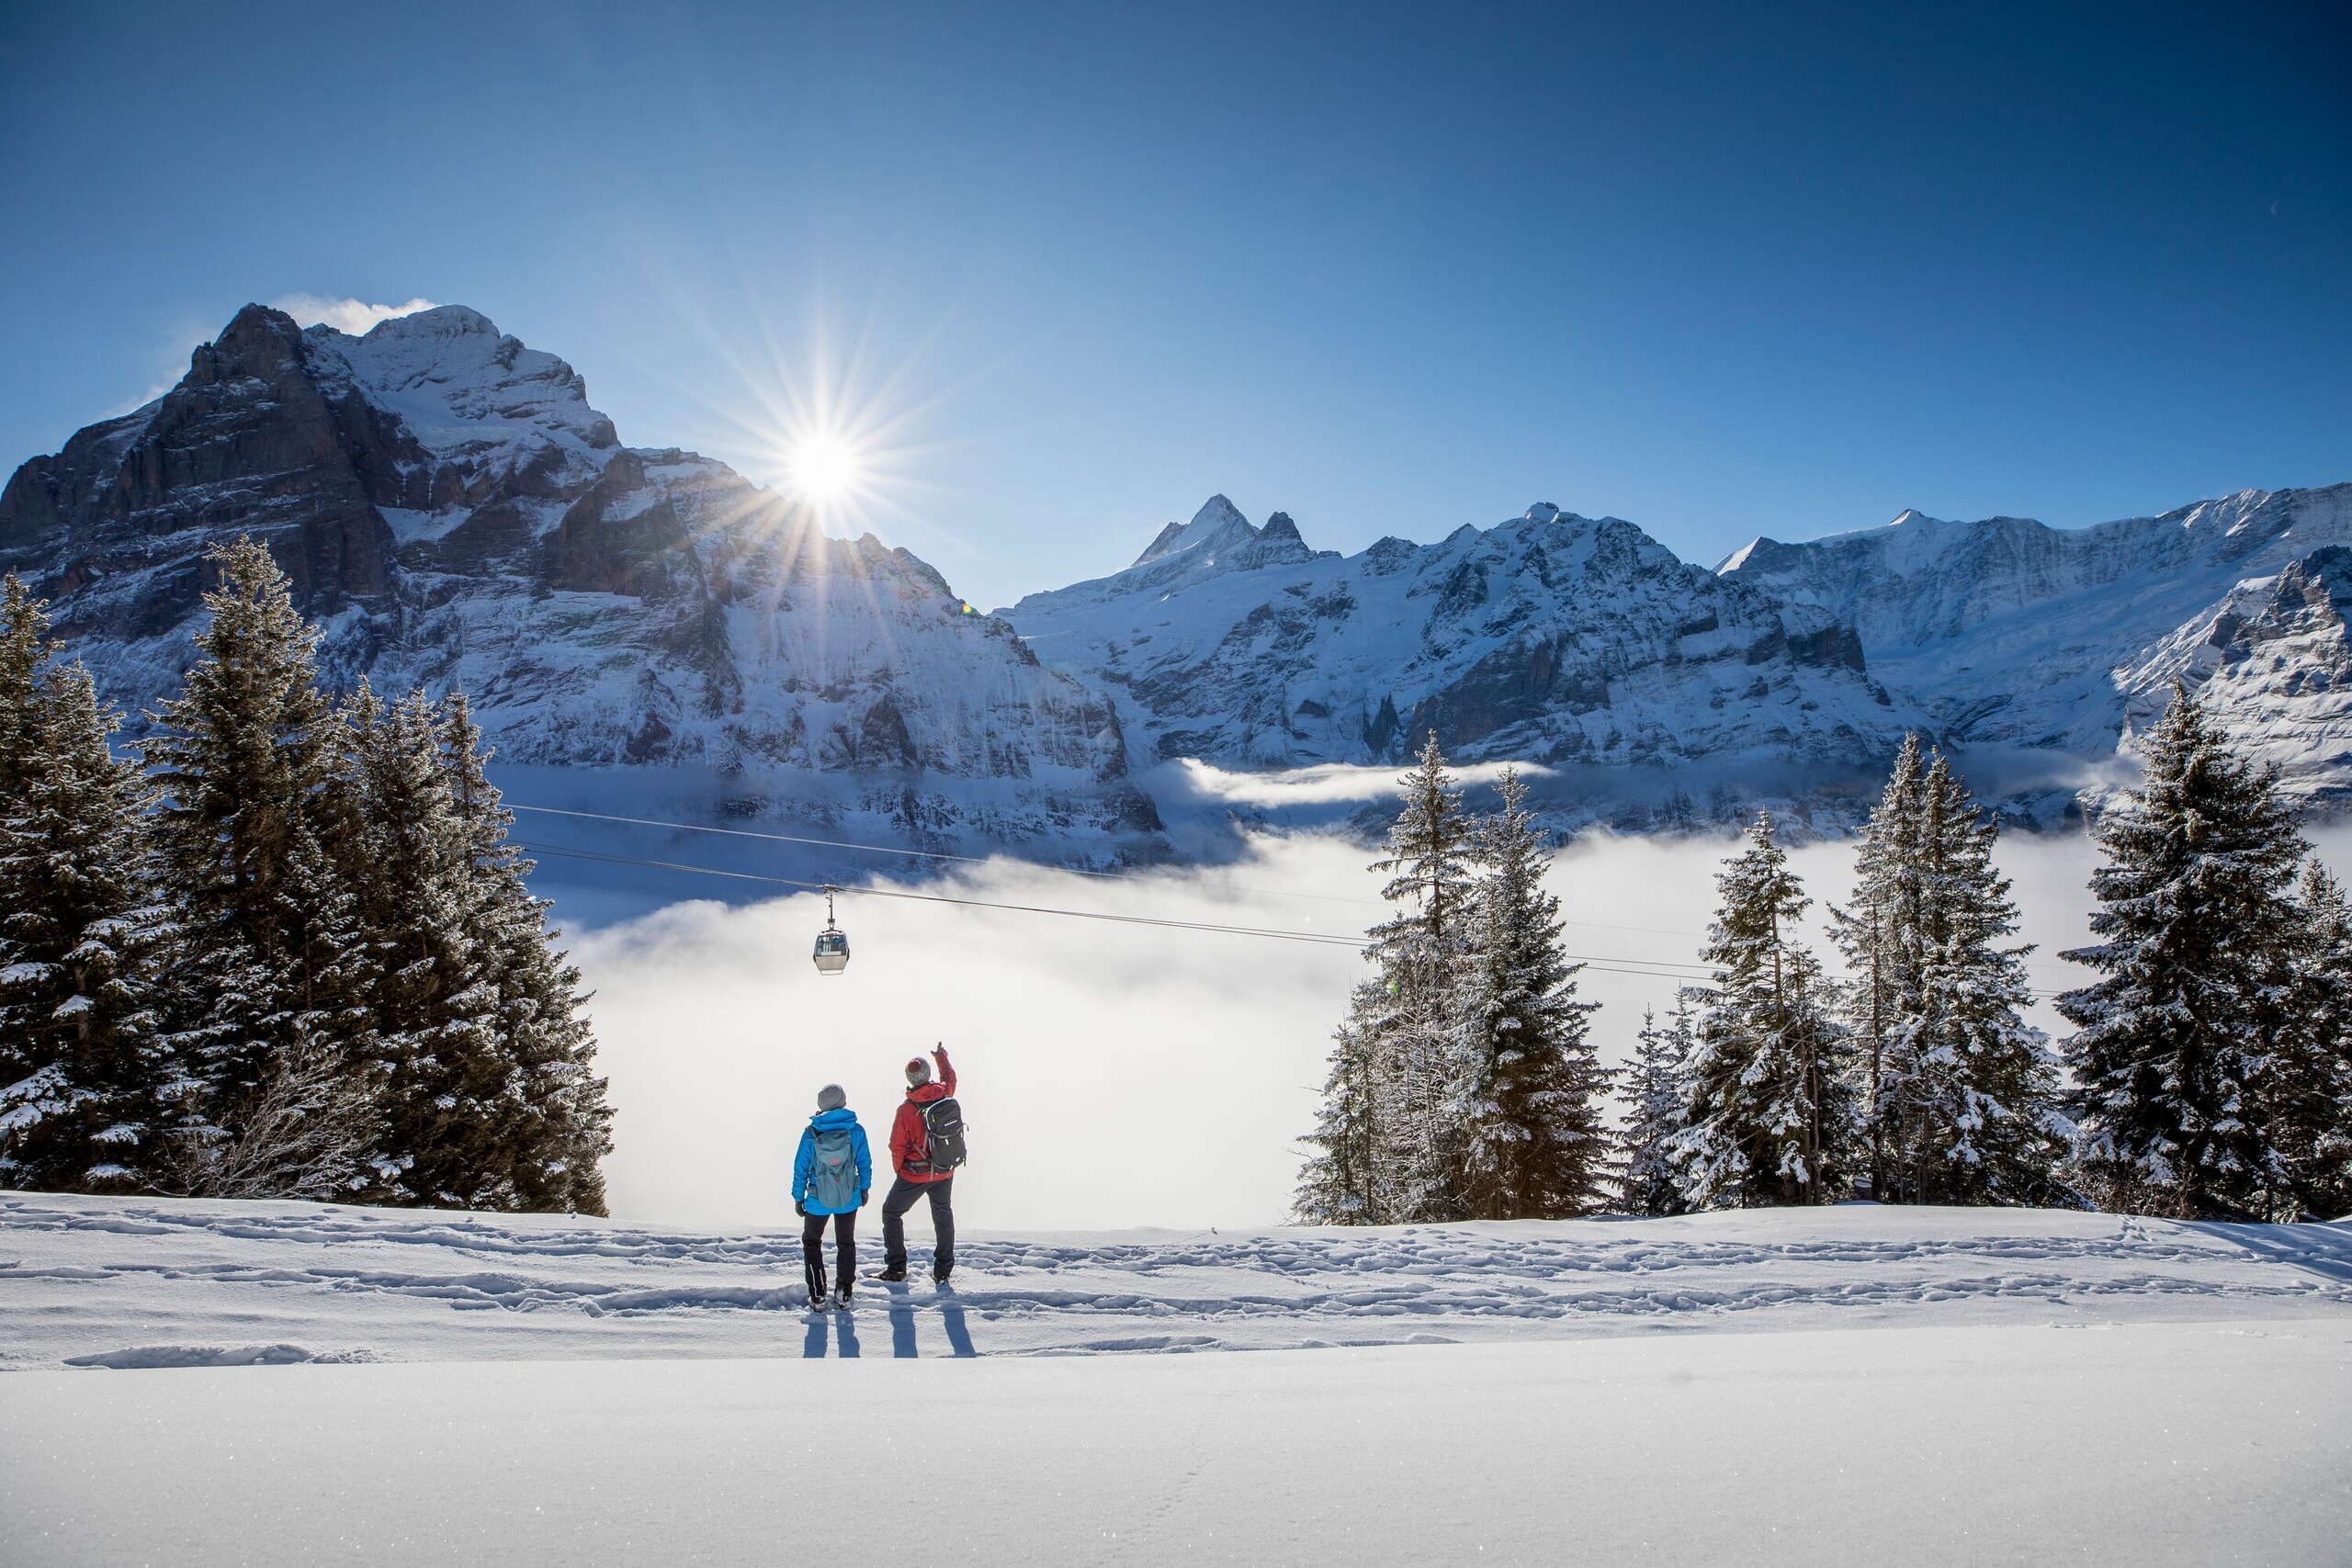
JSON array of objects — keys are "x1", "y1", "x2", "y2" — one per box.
[{"x1": 3, "y1": 0, "x2": 2345, "y2": 612}]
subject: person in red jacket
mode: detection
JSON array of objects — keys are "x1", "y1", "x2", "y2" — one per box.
[{"x1": 876, "y1": 1044, "x2": 958, "y2": 1283}]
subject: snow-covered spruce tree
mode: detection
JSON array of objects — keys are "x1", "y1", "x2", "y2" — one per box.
[
  {"x1": 1618, "y1": 994, "x2": 1696, "y2": 1217},
  {"x1": 338, "y1": 683, "x2": 516, "y2": 1208},
  {"x1": 1448, "y1": 766, "x2": 1610, "y2": 1219},
  {"x1": 0, "y1": 580, "x2": 184, "y2": 1192},
  {"x1": 2056, "y1": 684, "x2": 2307, "y2": 1219},
  {"x1": 1871, "y1": 753, "x2": 2065, "y2": 1206},
  {"x1": 1295, "y1": 998, "x2": 1385, "y2": 1224},
  {"x1": 1362, "y1": 732, "x2": 1476, "y2": 1223},
  {"x1": 1300, "y1": 732, "x2": 1472, "y2": 1224},
  {"x1": 436, "y1": 694, "x2": 611, "y2": 1214},
  {"x1": 2268, "y1": 863, "x2": 2352, "y2": 1219},
  {"x1": 141, "y1": 536, "x2": 384, "y2": 1198},
  {"x1": 1670, "y1": 811, "x2": 1858, "y2": 1210},
  {"x1": 1831, "y1": 732, "x2": 1927, "y2": 1194}
]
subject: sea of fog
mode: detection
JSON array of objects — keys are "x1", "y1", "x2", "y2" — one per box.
[{"x1": 512, "y1": 764, "x2": 2352, "y2": 1232}]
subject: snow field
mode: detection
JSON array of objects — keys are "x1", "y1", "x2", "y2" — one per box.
[
  {"x1": 4, "y1": 1320, "x2": 2346, "y2": 1566},
  {"x1": 4, "y1": 1194, "x2": 2349, "y2": 1367},
  {"x1": 6, "y1": 1196, "x2": 2350, "y2": 1563}
]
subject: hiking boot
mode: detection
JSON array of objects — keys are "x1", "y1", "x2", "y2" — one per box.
[
  {"x1": 873, "y1": 1265, "x2": 908, "y2": 1283},
  {"x1": 834, "y1": 1286, "x2": 854, "y2": 1309},
  {"x1": 932, "y1": 1266, "x2": 952, "y2": 1285}
]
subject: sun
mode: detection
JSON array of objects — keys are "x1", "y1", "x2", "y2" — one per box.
[{"x1": 785, "y1": 434, "x2": 864, "y2": 504}]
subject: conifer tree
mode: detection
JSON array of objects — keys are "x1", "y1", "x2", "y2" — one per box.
[
  {"x1": 1360, "y1": 732, "x2": 1475, "y2": 1222},
  {"x1": 1832, "y1": 733, "x2": 1927, "y2": 1193},
  {"x1": 0, "y1": 580, "x2": 184, "y2": 1191},
  {"x1": 1448, "y1": 766, "x2": 1610, "y2": 1218},
  {"x1": 1296, "y1": 1000, "x2": 1384, "y2": 1224},
  {"x1": 2057, "y1": 684, "x2": 2307, "y2": 1218},
  {"x1": 2269, "y1": 862, "x2": 2352, "y2": 1219},
  {"x1": 1297, "y1": 732, "x2": 1471, "y2": 1224},
  {"x1": 1671, "y1": 812, "x2": 1857, "y2": 1209},
  {"x1": 1873, "y1": 754, "x2": 2064, "y2": 1205},
  {"x1": 1619, "y1": 995, "x2": 1696, "y2": 1217},
  {"x1": 141, "y1": 537, "x2": 383, "y2": 1196},
  {"x1": 339, "y1": 683, "x2": 514, "y2": 1207},
  {"x1": 436, "y1": 694, "x2": 612, "y2": 1213}
]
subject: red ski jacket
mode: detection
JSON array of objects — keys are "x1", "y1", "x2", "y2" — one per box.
[{"x1": 890, "y1": 1047, "x2": 957, "y2": 1183}]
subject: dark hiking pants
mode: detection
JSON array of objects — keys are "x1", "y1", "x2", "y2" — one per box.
[
  {"x1": 803, "y1": 1210, "x2": 855, "y2": 1300},
  {"x1": 881, "y1": 1176, "x2": 956, "y2": 1277}
]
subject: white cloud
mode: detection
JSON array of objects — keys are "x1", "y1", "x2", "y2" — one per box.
[
  {"x1": 1162, "y1": 757, "x2": 1551, "y2": 808},
  {"x1": 268, "y1": 293, "x2": 440, "y2": 336}
]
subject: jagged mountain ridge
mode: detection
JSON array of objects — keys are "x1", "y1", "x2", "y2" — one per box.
[
  {"x1": 0, "y1": 303, "x2": 1161, "y2": 859},
  {"x1": 1001, "y1": 499, "x2": 1920, "y2": 793},
  {"x1": 1718, "y1": 485, "x2": 2352, "y2": 804},
  {"x1": 13, "y1": 299, "x2": 2346, "y2": 859}
]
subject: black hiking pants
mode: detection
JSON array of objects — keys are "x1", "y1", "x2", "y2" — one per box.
[
  {"x1": 802, "y1": 1210, "x2": 855, "y2": 1300},
  {"x1": 881, "y1": 1176, "x2": 955, "y2": 1277}
]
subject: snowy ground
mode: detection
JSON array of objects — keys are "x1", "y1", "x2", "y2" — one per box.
[
  {"x1": 5, "y1": 1192, "x2": 2349, "y2": 1365},
  {"x1": 4, "y1": 1196, "x2": 2349, "y2": 1563}
]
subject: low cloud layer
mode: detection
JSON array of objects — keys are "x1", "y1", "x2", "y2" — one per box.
[
  {"x1": 566, "y1": 824, "x2": 2352, "y2": 1234},
  {"x1": 268, "y1": 293, "x2": 439, "y2": 335}
]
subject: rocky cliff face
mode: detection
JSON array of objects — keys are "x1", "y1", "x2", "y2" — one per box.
[
  {"x1": 1002, "y1": 499, "x2": 1918, "y2": 797},
  {"x1": 1717, "y1": 485, "x2": 2352, "y2": 804},
  {"x1": 0, "y1": 304, "x2": 1159, "y2": 860}
]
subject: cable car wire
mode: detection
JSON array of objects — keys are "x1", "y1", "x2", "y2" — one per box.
[
  {"x1": 505, "y1": 800, "x2": 1711, "y2": 936},
  {"x1": 510, "y1": 812, "x2": 2084, "y2": 998},
  {"x1": 517, "y1": 841, "x2": 1824, "y2": 984}
]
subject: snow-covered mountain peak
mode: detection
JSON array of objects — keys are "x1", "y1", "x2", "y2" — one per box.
[
  {"x1": 1716, "y1": 482, "x2": 2352, "y2": 805},
  {"x1": 1007, "y1": 497, "x2": 1914, "y2": 805},
  {"x1": 1189, "y1": 492, "x2": 1250, "y2": 533},
  {"x1": 0, "y1": 301, "x2": 1165, "y2": 862},
  {"x1": 304, "y1": 302, "x2": 618, "y2": 465},
  {"x1": 361, "y1": 303, "x2": 499, "y2": 339},
  {"x1": 1008, "y1": 497, "x2": 1329, "y2": 618}
]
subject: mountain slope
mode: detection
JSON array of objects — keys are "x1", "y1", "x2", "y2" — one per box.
[
  {"x1": 1003, "y1": 499, "x2": 1920, "y2": 821},
  {"x1": 0, "y1": 303, "x2": 1160, "y2": 858},
  {"x1": 1718, "y1": 485, "x2": 2352, "y2": 802}
]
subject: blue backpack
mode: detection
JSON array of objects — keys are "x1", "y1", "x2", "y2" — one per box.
[{"x1": 809, "y1": 1125, "x2": 861, "y2": 1211}]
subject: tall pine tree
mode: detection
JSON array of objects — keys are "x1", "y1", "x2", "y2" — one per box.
[
  {"x1": 1295, "y1": 1002, "x2": 1384, "y2": 1224},
  {"x1": 1361, "y1": 732, "x2": 1475, "y2": 1222},
  {"x1": 1618, "y1": 995, "x2": 1695, "y2": 1217},
  {"x1": 1872, "y1": 754, "x2": 2064, "y2": 1205},
  {"x1": 339, "y1": 682, "x2": 514, "y2": 1206},
  {"x1": 436, "y1": 694, "x2": 612, "y2": 1214},
  {"x1": 1672, "y1": 812, "x2": 1858, "y2": 1209},
  {"x1": 2057, "y1": 684, "x2": 2307, "y2": 1218},
  {"x1": 1832, "y1": 733, "x2": 1927, "y2": 1193},
  {"x1": 1448, "y1": 766, "x2": 1611, "y2": 1219},
  {"x1": 141, "y1": 537, "x2": 384, "y2": 1197},
  {"x1": 0, "y1": 579, "x2": 184, "y2": 1191},
  {"x1": 1298, "y1": 733, "x2": 1471, "y2": 1224},
  {"x1": 2267, "y1": 862, "x2": 2352, "y2": 1219}
]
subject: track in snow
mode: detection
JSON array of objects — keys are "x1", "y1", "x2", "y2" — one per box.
[{"x1": 4, "y1": 1193, "x2": 2349, "y2": 1367}]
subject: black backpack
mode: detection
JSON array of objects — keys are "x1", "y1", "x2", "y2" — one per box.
[{"x1": 919, "y1": 1097, "x2": 967, "y2": 1174}]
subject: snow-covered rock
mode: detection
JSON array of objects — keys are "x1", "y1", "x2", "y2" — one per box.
[
  {"x1": 0, "y1": 304, "x2": 1161, "y2": 859},
  {"x1": 1718, "y1": 485, "x2": 2352, "y2": 805},
  {"x1": 1003, "y1": 498, "x2": 1922, "y2": 827}
]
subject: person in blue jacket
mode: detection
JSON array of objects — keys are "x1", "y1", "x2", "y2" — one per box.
[{"x1": 793, "y1": 1084, "x2": 873, "y2": 1310}]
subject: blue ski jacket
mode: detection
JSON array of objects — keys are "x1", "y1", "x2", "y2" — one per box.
[{"x1": 792, "y1": 1109, "x2": 874, "y2": 1215}]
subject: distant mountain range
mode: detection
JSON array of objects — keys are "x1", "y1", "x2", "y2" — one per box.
[{"x1": 5, "y1": 302, "x2": 2345, "y2": 862}]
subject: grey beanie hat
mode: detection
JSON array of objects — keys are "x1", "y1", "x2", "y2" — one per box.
[{"x1": 816, "y1": 1083, "x2": 847, "y2": 1111}]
